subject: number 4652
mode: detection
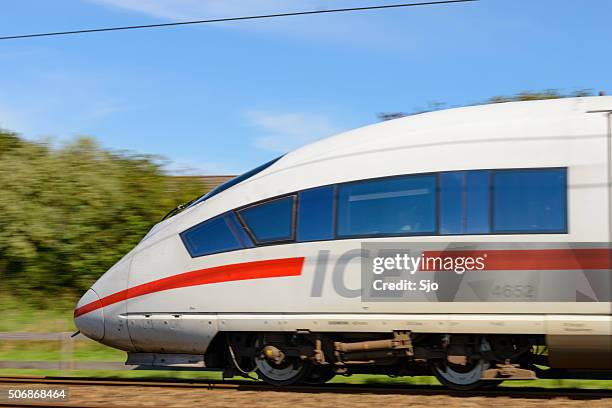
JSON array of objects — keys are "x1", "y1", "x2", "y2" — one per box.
[{"x1": 491, "y1": 284, "x2": 534, "y2": 298}]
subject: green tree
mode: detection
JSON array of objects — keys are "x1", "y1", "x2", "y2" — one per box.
[{"x1": 0, "y1": 131, "x2": 205, "y2": 299}]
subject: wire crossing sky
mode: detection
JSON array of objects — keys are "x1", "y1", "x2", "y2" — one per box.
[
  {"x1": 1, "y1": 0, "x2": 610, "y2": 175},
  {"x1": 0, "y1": 0, "x2": 477, "y2": 41}
]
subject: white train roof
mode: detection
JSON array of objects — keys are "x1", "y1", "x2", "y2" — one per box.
[
  {"x1": 275, "y1": 96, "x2": 611, "y2": 171},
  {"x1": 142, "y1": 96, "x2": 612, "y2": 247}
]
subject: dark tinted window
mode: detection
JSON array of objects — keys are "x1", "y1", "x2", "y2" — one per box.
[
  {"x1": 440, "y1": 170, "x2": 491, "y2": 234},
  {"x1": 225, "y1": 212, "x2": 254, "y2": 248},
  {"x1": 440, "y1": 172, "x2": 464, "y2": 234},
  {"x1": 297, "y1": 186, "x2": 334, "y2": 242},
  {"x1": 239, "y1": 196, "x2": 295, "y2": 243},
  {"x1": 337, "y1": 175, "x2": 437, "y2": 237},
  {"x1": 493, "y1": 168, "x2": 567, "y2": 233},
  {"x1": 181, "y1": 214, "x2": 243, "y2": 257},
  {"x1": 466, "y1": 171, "x2": 491, "y2": 233}
]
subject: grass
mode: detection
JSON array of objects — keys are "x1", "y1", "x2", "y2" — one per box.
[
  {"x1": 0, "y1": 293, "x2": 76, "y2": 333},
  {"x1": 0, "y1": 368, "x2": 229, "y2": 381},
  {"x1": 1, "y1": 295, "x2": 611, "y2": 390},
  {"x1": 0, "y1": 341, "x2": 124, "y2": 362}
]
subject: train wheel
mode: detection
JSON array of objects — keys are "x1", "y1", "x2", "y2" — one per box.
[
  {"x1": 254, "y1": 350, "x2": 310, "y2": 386},
  {"x1": 431, "y1": 359, "x2": 490, "y2": 390},
  {"x1": 302, "y1": 366, "x2": 336, "y2": 385}
]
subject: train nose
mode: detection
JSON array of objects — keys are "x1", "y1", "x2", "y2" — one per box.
[{"x1": 74, "y1": 288, "x2": 105, "y2": 341}]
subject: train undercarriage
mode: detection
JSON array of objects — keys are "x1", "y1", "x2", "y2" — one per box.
[{"x1": 206, "y1": 331, "x2": 549, "y2": 390}]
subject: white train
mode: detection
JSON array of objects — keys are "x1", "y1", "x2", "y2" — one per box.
[{"x1": 75, "y1": 97, "x2": 612, "y2": 389}]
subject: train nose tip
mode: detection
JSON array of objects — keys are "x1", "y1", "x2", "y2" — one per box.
[{"x1": 74, "y1": 288, "x2": 105, "y2": 341}]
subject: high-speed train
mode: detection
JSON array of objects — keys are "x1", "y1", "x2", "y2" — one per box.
[{"x1": 75, "y1": 97, "x2": 612, "y2": 389}]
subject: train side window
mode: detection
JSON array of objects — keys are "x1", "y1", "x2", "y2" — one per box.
[
  {"x1": 493, "y1": 168, "x2": 567, "y2": 233},
  {"x1": 466, "y1": 170, "x2": 491, "y2": 233},
  {"x1": 440, "y1": 170, "x2": 491, "y2": 234},
  {"x1": 180, "y1": 214, "x2": 244, "y2": 257},
  {"x1": 440, "y1": 172, "x2": 464, "y2": 234},
  {"x1": 225, "y1": 212, "x2": 254, "y2": 248},
  {"x1": 238, "y1": 196, "x2": 295, "y2": 243},
  {"x1": 297, "y1": 186, "x2": 334, "y2": 242},
  {"x1": 337, "y1": 175, "x2": 437, "y2": 237}
]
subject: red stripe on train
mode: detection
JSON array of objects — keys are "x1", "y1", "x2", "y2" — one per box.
[
  {"x1": 74, "y1": 257, "x2": 305, "y2": 318},
  {"x1": 420, "y1": 248, "x2": 612, "y2": 271}
]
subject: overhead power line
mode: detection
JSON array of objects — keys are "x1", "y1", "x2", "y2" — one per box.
[{"x1": 0, "y1": 0, "x2": 477, "y2": 41}]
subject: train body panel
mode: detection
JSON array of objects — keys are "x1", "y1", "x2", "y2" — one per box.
[
  {"x1": 124, "y1": 238, "x2": 611, "y2": 315},
  {"x1": 83, "y1": 253, "x2": 133, "y2": 350}
]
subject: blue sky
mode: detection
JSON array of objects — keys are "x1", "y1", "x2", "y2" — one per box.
[{"x1": 1, "y1": 0, "x2": 611, "y2": 175}]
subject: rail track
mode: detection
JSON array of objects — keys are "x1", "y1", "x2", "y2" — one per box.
[{"x1": 0, "y1": 375, "x2": 611, "y2": 405}]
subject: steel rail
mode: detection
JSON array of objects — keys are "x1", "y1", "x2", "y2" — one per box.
[{"x1": 0, "y1": 376, "x2": 611, "y2": 399}]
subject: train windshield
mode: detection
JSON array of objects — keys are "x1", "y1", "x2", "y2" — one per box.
[
  {"x1": 160, "y1": 156, "x2": 283, "y2": 222},
  {"x1": 188, "y1": 155, "x2": 284, "y2": 209}
]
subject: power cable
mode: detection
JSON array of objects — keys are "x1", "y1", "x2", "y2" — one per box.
[{"x1": 0, "y1": 0, "x2": 477, "y2": 41}]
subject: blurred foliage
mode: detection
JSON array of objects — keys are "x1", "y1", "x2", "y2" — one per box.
[
  {"x1": 377, "y1": 112, "x2": 409, "y2": 121},
  {"x1": 0, "y1": 130, "x2": 206, "y2": 301},
  {"x1": 487, "y1": 89, "x2": 594, "y2": 104},
  {"x1": 378, "y1": 89, "x2": 596, "y2": 121}
]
